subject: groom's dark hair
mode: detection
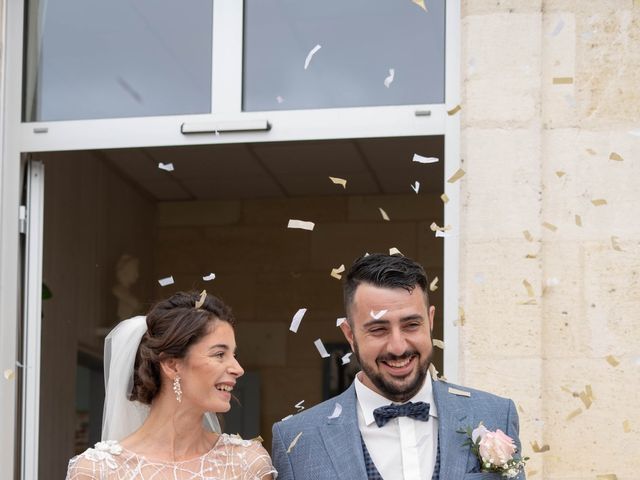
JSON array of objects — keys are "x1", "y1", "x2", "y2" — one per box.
[{"x1": 343, "y1": 253, "x2": 429, "y2": 324}]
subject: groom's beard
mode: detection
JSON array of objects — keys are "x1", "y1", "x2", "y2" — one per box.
[{"x1": 352, "y1": 340, "x2": 432, "y2": 403}]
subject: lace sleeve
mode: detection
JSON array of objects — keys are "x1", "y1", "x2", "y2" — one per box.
[
  {"x1": 65, "y1": 454, "x2": 107, "y2": 480},
  {"x1": 241, "y1": 441, "x2": 278, "y2": 480}
]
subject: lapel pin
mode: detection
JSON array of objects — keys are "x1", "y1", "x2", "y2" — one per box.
[{"x1": 448, "y1": 387, "x2": 471, "y2": 397}]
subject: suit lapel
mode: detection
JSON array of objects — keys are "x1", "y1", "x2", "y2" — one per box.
[
  {"x1": 318, "y1": 384, "x2": 368, "y2": 478},
  {"x1": 433, "y1": 380, "x2": 472, "y2": 479}
]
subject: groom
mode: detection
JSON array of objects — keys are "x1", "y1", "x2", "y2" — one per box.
[{"x1": 272, "y1": 253, "x2": 525, "y2": 479}]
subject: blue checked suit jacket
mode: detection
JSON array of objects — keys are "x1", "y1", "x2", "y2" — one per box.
[{"x1": 272, "y1": 379, "x2": 525, "y2": 480}]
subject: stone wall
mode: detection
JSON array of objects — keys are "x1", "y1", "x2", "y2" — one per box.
[{"x1": 460, "y1": 2, "x2": 640, "y2": 479}]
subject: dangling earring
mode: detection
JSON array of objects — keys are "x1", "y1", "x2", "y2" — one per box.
[{"x1": 173, "y1": 375, "x2": 182, "y2": 403}]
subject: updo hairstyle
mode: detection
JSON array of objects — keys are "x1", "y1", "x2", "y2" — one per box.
[{"x1": 129, "y1": 291, "x2": 235, "y2": 404}]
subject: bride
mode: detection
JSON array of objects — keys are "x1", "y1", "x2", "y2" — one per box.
[{"x1": 66, "y1": 291, "x2": 276, "y2": 479}]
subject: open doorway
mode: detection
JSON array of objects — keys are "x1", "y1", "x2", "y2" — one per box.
[{"x1": 36, "y1": 135, "x2": 445, "y2": 478}]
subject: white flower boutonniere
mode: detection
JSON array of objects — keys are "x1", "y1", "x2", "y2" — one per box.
[{"x1": 460, "y1": 423, "x2": 528, "y2": 478}]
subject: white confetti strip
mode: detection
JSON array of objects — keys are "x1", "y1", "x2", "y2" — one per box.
[
  {"x1": 389, "y1": 247, "x2": 403, "y2": 256},
  {"x1": 287, "y1": 432, "x2": 303, "y2": 453},
  {"x1": 158, "y1": 162, "x2": 174, "y2": 172},
  {"x1": 336, "y1": 317, "x2": 346, "y2": 327},
  {"x1": 379, "y1": 208, "x2": 390, "y2": 221},
  {"x1": 276, "y1": 95, "x2": 284, "y2": 104},
  {"x1": 384, "y1": 68, "x2": 395, "y2": 88},
  {"x1": 550, "y1": 18, "x2": 565, "y2": 36},
  {"x1": 329, "y1": 176, "x2": 347, "y2": 188},
  {"x1": 295, "y1": 400, "x2": 305, "y2": 411},
  {"x1": 3, "y1": 369, "x2": 15, "y2": 380},
  {"x1": 412, "y1": 154, "x2": 439, "y2": 164},
  {"x1": 314, "y1": 339, "x2": 330, "y2": 358},
  {"x1": 328, "y1": 403, "x2": 343, "y2": 419},
  {"x1": 341, "y1": 353, "x2": 352, "y2": 365},
  {"x1": 281, "y1": 414, "x2": 293, "y2": 422},
  {"x1": 288, "y1": 219, "x2": 315, "y2": 231},
  {"x1": 370, "y1": 310, "x2": 387, "y2": 320},
  {"x1": 435, "y1": 231, "x2": 450, "y2": 238},
  {"x1": 202, "y1": 273, "x2": 216, "y2": 282},
  {"x1": 331, "y1": 264, "x2": 345, "y2": 280},
  {"x1": 411, "y1": 181, "x2": 420, "y2": 194},
  {"x1": 158, "y1": 276, "x2": 174, "y2": 287},
  {"x1": 304, "y1": 44, "x2": 322, "y2": 70},
  {"x1": 289, "y1": 308, "x2": 307, "y2": 333}
]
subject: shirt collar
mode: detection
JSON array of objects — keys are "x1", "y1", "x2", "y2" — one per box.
[{"x1": 354, "y1": 369, "x2": 438, "y2": 426}]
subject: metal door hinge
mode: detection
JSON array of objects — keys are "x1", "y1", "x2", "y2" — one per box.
[{"x1": 19, "y1": 205, "x2": 27, "y2": 233}]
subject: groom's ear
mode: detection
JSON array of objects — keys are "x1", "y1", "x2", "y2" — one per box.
[{"x1": 340, "y1": 319, "x2": 355, "y2": 351}]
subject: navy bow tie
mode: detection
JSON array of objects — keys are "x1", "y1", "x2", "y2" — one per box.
[{"x1": 373, "y1": 401, "x2": 431, "y2": 427}]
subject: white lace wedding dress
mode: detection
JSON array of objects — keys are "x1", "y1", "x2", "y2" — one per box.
[{"x1": 66, "y1": 434, "x2": 277, "y2": 480}]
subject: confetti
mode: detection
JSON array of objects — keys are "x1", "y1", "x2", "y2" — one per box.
[
  {"x1": 287, "y1": 219, "x2": 315, "y2": 231},
  {"x1": 527, "y1": 470, "x2": 539, "y2": 477},
  {"x1": 447, "y1": 104, "x2": 461, "y2": 116},
  {"x1": 606, "y1": 354, "x2": 620, "y2": 367},
  {"x1": 341, "y1": 353, "x2": 352, "y2": 365},
  {"x1": 523, "y1": 230, "x2": 533, "y2": 242},
  {"x1": 389, "y1": 247, "x2": 403, "y2": 256},
  {"x1": 609, "y1": 152, "x2": 623, "y2": 161},
  {"x1": 552, "y1": 77, "x2": 573, "y2": 84},
  {"x1": 3, "y1": 369, "x2": 14, "y2": 381},
  {"x1": 336, "y1": 317, "x2": 346, "y2": 327},
  {"x1": 611, "y1": 236, "x2": 623, "y2": 252},
  {"x1": 530, "y1": 441, "x2": 550, "y2": 453},
  {"x1": 331, "y1": 264, "x2": 345, "y2": 280},
  {"x1": 411, "y1": 181, "x2": 420, "y2": 194},
  {"x1": 295, "y1": 400, "x2": 305, "y2": 411},
  {"x1": 518, "y1": 299, "x2": 538, "y2": 306},
  {"x1": 329, "y1": 176, "x2": 347, "y2": 188},
  {"x1": 379, "y1": 208, "x2": 390, "y2": 221},
  {"x1": 555, "y1": 171, "x2": 566, "y2": 178},
  {"x1": 304, "y1": 44, "x2": 321, "y2": 70},
  {"x1": 158, "y1": 162, "x2": 174, "y2": 172},
  {"x1": 429, "y1": 276, "x2": 439, "y2": 292},
  {"x1": 448, "y1": 387, "x2": 470, "y2": 397},
  {"x1": 412, "y1": 154, "x2": 439, "y2": 164},
  {"x1": 523, "y1": 279, "x2": 535, "y2": 298},
  {"x1": 202, "y1": 273, "x2": 216, "y2": 282},
  {"x1": 286, "y1": 432, "x2": 303, "y2": 453},
  {"x1": 276, "y1": 96, "x2": 284, "y2": 104},
  {"x1": 289, "y1": 308, "x2": 307, "y2": 333},
  {"x1": 579, "y1": 391, "x2": 592, "y2": 409},
  {"x1": 447, "y1": 168, "x2": 466, "y2": 183},
  {"x1": 435, "y1": 231, "x2": 451, "y2": 238},
  {"x1": 623, "y1": 420, "x2": 631, "y2": 433},
  {"x1": 550, "y1": 18, "x2": 565, "y2": 36},
  {"x1": 595, "y1": 475, "x2": 618, "y2": 480},
  {"x1": 430, "y1": 222, "x2": 452, "y2": 232},
  {"x1": 433, "y1": 339, "x2": 445, "y2": 349},
  {"x1": 328, "y1": 402, "x2": 343, "y2": 419},
  {"x1": 440, "y1": 193, "x2": 449, "y2": 203},
  {"x1": 542, "y1": 222, "x2": 557, "y2": 232},
  {"x1": 566, "y1": 408, "x2": 582, "y2": 420},
  {"x1": 591, "y1": 198, "x2": 607, "y2": 206},
  {"x1": 412, "y1": 0, "x2": 427, "y2": 11},
  {"x1": 314, "y1": 338, "x2": 330, "y2": 358},
  {"x1": 457, "y1": 306, "x2": 466, "y2": 326},
  {"x1": 158, "y1": 276, "x2": 175, "y2": 287},
  {"x1": 194, "y1": 290, "x2": 207, "y2": 309},
  {"x1": 586, "y1": 148, "x2": 597, "y2": 155},
  {"x1": 383, "y1": 68, "x2": 395, "y2": 88},
  {"x1": 281, "y1": 414, "x2": 293, "y2": 422},
  {"x1": 370, "y1": 310, "x2": 387, "y2": 320},
  {"x1": 525, "y1": 253, "x2": 537, "y2": 259},
  {"x1": 575, "y1": 215, "x2": 582, "y2": 227}
]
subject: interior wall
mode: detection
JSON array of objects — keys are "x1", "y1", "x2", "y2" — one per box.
[
  {"x1": 153, "y1": 193, "x2": 444, "y2": 447},
  {"x1": 39, "y1": 151, "x2": 155, "y2": 479}
]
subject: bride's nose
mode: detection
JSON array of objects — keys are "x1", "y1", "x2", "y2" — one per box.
[{"x1": 228, "y1": 356, "x2": 244, "y2": 378}]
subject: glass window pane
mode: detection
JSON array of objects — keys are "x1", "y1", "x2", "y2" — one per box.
[
  {"x1": 23, "y1": 0, "x2": 213, "y2": 122},
  {"x1": 243, "y1": 0, "x2": 445, "y2": 112}
]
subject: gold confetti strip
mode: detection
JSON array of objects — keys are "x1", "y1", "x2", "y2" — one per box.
[
  {"x1": 429, "y1": 276, "x2": 439, "y2": 292},
  {"x1": 517, "y1": 404, "x2": 525, "y2": 414},
  {"x1": 606, "y1": 354, "x2": 620, "y2": 367},
  {"x1": 530, "y1": 441, "x2": 550, "y2": 453},
  {"x1": 379, "y1": 207, "x2": 390, "y2": 221},
  {"x1": 440, "y1": 193, "x2": 449, "y2": 203},
  {"x1": 552, "y1": 77, "x2": 573, "y2": 84},
  {"x1": 412, "y1": 0, "x2": 427, "y2": 11},
  {"x1": 447, "y1": 168, "x2": 466, "y2": 184},
  {"x1": 596, "y1": 475, "x2": 618, "y2": 480},
  {"x1": 623, "y1": 420, "x2": 631, "y2": 433},
  {"x1": 585, "y1": 384, "x2": 594, "y2": 400},
  {"x1": 194, "y1": 290, "x2": 207, "y2": 309},
  {"x1": 566, "y1": 408, "x2": 582, "y2": 420},
  {"x1": 328, "y1": 176, "x2": 347, "y2": 188},
  {"x1": 555, "y1": 171, "x2": 566, "y2": 178},
  {"x1": 542, "y1": 222, "x2": 557, "y2": 232},
  {"x1": 527, "y1": 469, "x2": 538, "y2": 477},
  {"x1": 609, "y1": 152, "x2": 623, "y2": 161},
  {"x1": 518, "y1": 299, "x2": 537, "y2": 305},
  {"x1": 611, "y1": 236, "x2": 622, "y2": 252},
  {"x1": 586, "y1": 148, "x2": 597, "y2": 155},
  {"x1": 251, "y1": 435, "x2": 264, "y2": 443},
  {"x1": 447, "y1": 104, "x2": 461, "y2": 116},
  {"x1": 525, "y1": 253, "x2": 537, "y2": 259},
  {"x1": 3, "y1": 369, "x2": 15, "y2": 381},
  {"x1": 579, "y1": 391, "x2": 592, "y2": 409},
  {"x1": 286, "y1": 432, "x2": 303, "y2": 453},
  {"x1": 457, "y1": 306, "x2": 466, "y2": 326},
  {"x1": 561, "y1": 385, "x2": 573, "y2": 395},
  {"x1": 330, "y1": 264, "x2": 345, "y2": 280},
  {"x1": 575, "y1": 214, "x2": 583, "y2": 227},
  {"x1": 523, "y1": 279, "x2": 535, "y2": 298},
  {"x1": 591, "y1": 198, "x2": 607, "y2": 206},
  {"x1": 523, "y1": 230, "x2": 533, "y2": 242},
  {"x1": 448, "y1": 387, "x2": 471, "y2": 397},
  {"x1": 433, "y1": 339, "x2": 445, "y2": 349},
  {"x1": 389, "y1": 247, "x2": 403, "y2": 256}
]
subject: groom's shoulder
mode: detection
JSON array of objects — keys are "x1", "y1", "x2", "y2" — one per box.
[{"x1": 273, "y1": 387, "x2": 353, "y2": 434}]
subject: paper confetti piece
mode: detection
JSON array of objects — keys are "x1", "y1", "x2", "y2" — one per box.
[
  {"x1": 158, "y1": 162, "x2": 174, "y2": 172},
  {"x1": 523, "y1": 279, "x2": 535, "y2": 298},
  {"x1": 448, "y1": 387, "x2": 470, "y2": 397},
  {"x1": 447, "y1": 168, "x2": 466, "y2": 183},
  {"x1": 606, "y1": 354, "x2": 620, "y2": 367},
  {"x1": 276, "y1": 96, "x2": 284, "y2": 104},
  {"x1": 579, "y1": 391, "x2": 592, "y2": 409},
  {"x1": 435, "y1": 231, "x2": 451, "y2": 238},
  {"x1": 555, "y1": 171, "x2": 566, "y2": 178},
  {"x1": 412, "y1": 0, "x2": 427, "y2": 11},
  {"x1": 566, "y1": 408, "x2": 582, "y2": 420},
  {"x1": 341, "y1": 353, "x2": 352, "y2": 365},
  {"x1": 542, "y1": 222, "x2": 557, "y2": 232},
  {"x1": 158, "y1": 276, "x2": 174, "y2": 287},
  {"x1": 329, "y1": 176, "x2": 347, "y2": 188},
  {"x1": 3, "y1": 369, "x2": 14, "y2": 380},
  {"x1": 331, "y1": 264, "x2": 345, "y2": 280},
  {"x1": 430, "y1": 222, "x2": 452, "y2": 232},
  {"x1": 550, "y1": 18, "x2": 565, "y2": 36},
  {"x1": 530, "y1": 441, "x2": 550, "y2": 453},
  {"x1": 289, "y1": 308, "x2": 307, "y2": 333},
  {"x1": 379, "y1": 208, "x2": 390, "y2": 221},
  {"x1": 429, "y1": 276, "x2": 439, "y2": 292},
  {"x1": 447, "y1": 104, "x2": 461, "y2": 115},
  {"x1": 295, "y1": 400, "x2": 305, "y2": 411},
  {"x1": 412, "y1": 154, "x2": 439, "y2": 164},
  {"x1": 389, "y1": 247, "x2": 403, "y2": 256},
  {"x1": 457, "y1": 307, "x2": 466, "y2": 326},
  {"x1": 609, "y1": 152, "x2": 623, "y2": 161},
  {"x1": 586, "y1": 148, "x2": 597, "y2": 155},
  {"x1": 195, "y1": 290, "x2": 207, "y2": 309},
  {"x1": 611, "y1": 236, "x2": 623, "y2": 251},
  {"x1": 527, "y1": 470, "x2": 539, "y2": 477},
  {"x1": 202, "y1": 273, "x2": 216, "y2": 282},
  {"x1": 304, "y1": 44, "x2": 321, "y2": 70},
  {"x1": 281, "y1": 414, "x2": 293, "y2": 422},
  {"x1": 523, "y1": 230, "x2": 533, "y2": 242},
  {"x1": 440, "y1": 193, "x2": 449, "y2": 203},
  {"x1": 591, "y1": 198, "x2": 607, "y2": 206},
  {"x1": 383, "y1": 68, "x2": 395, "y2": 88},
  {"x1": 370, "y1": 310, "x2": 387, "y2": 320},
  {"x1": 525, "y1": 253, "x2": 537, "y2": 259},
  {"x1": 433, "y1": 339, "x2": 444, "y2": 349},
  {"x1": 552, "y1": 77, "x2": 573, "y2": 84},
  {"x1": 328, "y1": 402, "x2": 343, "y2": 419},
  {"x1": 336, "y1": 317, "x2": 346, "y2": 327},
  {"x1": 623, "y1": 420, "x2": 631, "y2": 433},
  {"x1": 595, "y1": 475, "x2": 618, "y2": 480},
  {"x1": 286, "y1": 432, "x2": 303, "y2": 453},
  {"x1": 314, "y1": 338, "x2": 330, "y2": 358},
  {"x1": 411, "y1": 181, "x2": 420, "y2": 194},
  {"x1": 575, "y1": 215, "x2": 582, "y2": 227},
  {"x1": 518, "y1": 299, "x2": 538, "y2": 305},
  {"x1": 287, "y1": 219, "x2": 315, "y2": 231}
]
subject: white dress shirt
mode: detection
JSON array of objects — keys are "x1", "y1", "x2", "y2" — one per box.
[{"x1": 355, "y1": 371, "x2": 439, "y2": 480}]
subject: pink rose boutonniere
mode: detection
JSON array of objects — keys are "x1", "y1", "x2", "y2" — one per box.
[{"x1": 460, "y1": 423, "x2": 528, "y2": 478}]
